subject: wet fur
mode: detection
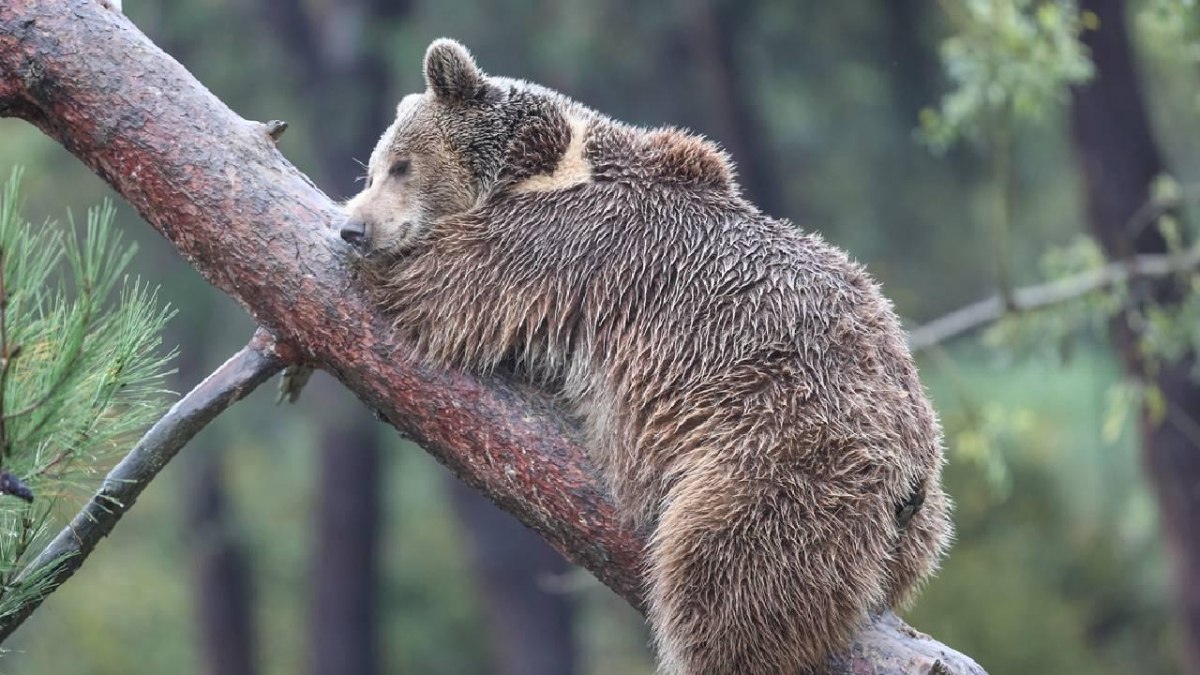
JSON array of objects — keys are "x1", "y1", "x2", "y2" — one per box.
[{"x1": 345, "y1": 39, "x2": 952, "y2": 675}]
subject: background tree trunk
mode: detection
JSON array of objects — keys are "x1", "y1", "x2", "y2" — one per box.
[
  {"x1": 312, "y1": 421, "x2": 382, "y2": 675},
  {"x1": 175, "y1": 303, "x2": 258, "y2": 675},
  {"x1": 259, "y1": 3, "x2": 396, "y2": 672},
  {"x1": 1070, "y1": 0, "x2": 1200, "y2": 671},
  {"x1": 448, "y1": 481, "x2": 577, "y2": 675},
  {"x1": 880, "y1": 0, "x2": 940, "y2": 127},
  {"x1": 682, "y1": 0, "x2": 785, "y2": 218},
  {"x1": 187, "y1": 445, "x2": 257, "y2": 675}
]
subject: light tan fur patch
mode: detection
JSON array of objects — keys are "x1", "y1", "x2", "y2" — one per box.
[{"x1": 512, "y1": 115, "x2": 592, "y2": 193}]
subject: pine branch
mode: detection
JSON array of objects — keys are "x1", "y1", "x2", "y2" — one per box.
[
  {"x1": 0, "y1": 240, "x2": 25, "y2": 503},
  {"x1": 908, "y1": 245, "x2": 1200, "y2": 352},
  {"x1": 0, "y1": 2, "x2": 985, "y2": 672},
  {"x1": 0, "y1": 329, "x2": 293, "y2": 642}
]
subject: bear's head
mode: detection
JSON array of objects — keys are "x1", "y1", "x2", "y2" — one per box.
[{"x1": 339, "y1": 38, "x2": 576, "y2": 255}]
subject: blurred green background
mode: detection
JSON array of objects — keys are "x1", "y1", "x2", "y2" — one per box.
[{"x1": 1, "y1": 0, "x2": 1198, "y2": 673}]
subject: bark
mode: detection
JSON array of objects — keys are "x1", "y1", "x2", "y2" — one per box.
[
  {"x1": 0, "y1": 2, "x2": 984, "y2": 672},
  {"x1": 1071, "y1": 0, "x2": 1200, "y2": 670}
]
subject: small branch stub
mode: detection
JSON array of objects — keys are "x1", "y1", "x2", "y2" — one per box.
[
  {"x1": 276, "y1": 364, "x2": 313, "y2": 404},
  {"x1": 264, "y1": 119, "x2": 288, "y2": 142},
  {"x1": 0, "y1": 470, "x2": 32, "y2": 502}
]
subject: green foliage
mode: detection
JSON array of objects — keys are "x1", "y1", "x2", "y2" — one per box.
[
  {"x1": 979, "y1": 179, "x2": 1200, "y2": 373},
  {"x1": 0, "y1": 170, "x2": 174, "y2": 622},
  {"x1": 980, "y1": 235, "x2": 1119, "y2": 356},
  {"x1": 913, "y1": 346, "x2": 1177, "y2": 675},
  {"x1": 949, "y1": 400, "x2": 1033, "y2": 495},
  {"x1": 1141, "y1": 0, "x2": 1200, "y2": 62},
  {"x1": 921, "y1": 0, "x2": 1094, "y2": 151}
]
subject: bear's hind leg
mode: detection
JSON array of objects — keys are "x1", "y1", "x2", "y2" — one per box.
[{"x1": 646, "y1": 469, "x2": 892, "y2": 675}]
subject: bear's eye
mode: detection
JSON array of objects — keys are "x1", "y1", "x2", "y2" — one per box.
[{"x1": 389, "y1": 159, "x2": 411, "y2": 178}]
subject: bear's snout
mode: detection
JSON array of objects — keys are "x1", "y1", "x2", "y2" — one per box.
[{"x1": 339, "y1": 217, "x2": 368, "y2": 248}]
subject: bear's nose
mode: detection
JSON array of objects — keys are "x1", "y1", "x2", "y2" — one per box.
[{"x1": 340, "y1": 218, "x2": 367, "y2": 246}]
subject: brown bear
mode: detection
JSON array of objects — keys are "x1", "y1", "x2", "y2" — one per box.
[{"x1": 340, "y1": 38, "x2": 952, "y2": 675}]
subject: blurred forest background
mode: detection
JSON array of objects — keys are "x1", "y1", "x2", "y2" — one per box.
[{"x1": 2, "y1": 0, "x2": 1200, "y2": 673}]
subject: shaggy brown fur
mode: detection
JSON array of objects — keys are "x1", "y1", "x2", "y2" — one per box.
[{"x1": 341, "y1": 39, "x2": 952, "y2": 675}]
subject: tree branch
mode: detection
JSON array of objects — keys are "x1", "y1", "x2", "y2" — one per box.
[
  {"x1": 908, "y1": 245, "x2": 1200, "y2": 352},
  {"x1": 0, "y1": 328, "x2": 292, "y2": 642},
  {"x1": 0, "y1": 2, "x2": 984, "y2": 672}
]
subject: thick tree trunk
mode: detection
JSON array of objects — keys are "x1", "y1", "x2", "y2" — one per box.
[
  {"x1": 1070, "y1": 0, "x2": 1200, "y2": 671},
  {"x1": 0, "y1": 3, "x2": 983, "y2": 672}
]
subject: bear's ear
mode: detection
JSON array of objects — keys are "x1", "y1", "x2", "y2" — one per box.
[{"x1": 424, "y1": 38, "x2": 484, "y2": 103}]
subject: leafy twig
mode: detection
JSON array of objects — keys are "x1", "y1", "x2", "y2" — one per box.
[
  {"x1": 4, "y1": 283, "x2": 92, "y2": 430},
  {"x1": 908, "y1": 245, "x2": 1200, "y2": 351},
  {"x1": 1, "y1": 243, "x2": 9, "y2": 459}
]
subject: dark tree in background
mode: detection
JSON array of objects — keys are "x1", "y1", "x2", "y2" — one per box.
[
  {"x1": 260, "y1": 1, "x2": 398, "y2": 673},
  {"x1": 1071, "y1": 0, "x2": 1200, "y2": 670},
  {"x1": 262, "y1": 2, "x2": 579, "y2": 673},
  {"x1": 880, "y1": 0, "x2": 941, "y2": 128},
  {"x1": 187, "y1": 443, "x2": 257, "y2": 675},
  {"x1": 681, "y1": 0, "x2": 784, "y2": 218},
  {"x1": 179, "y1": 315, "x2": 256, "y2": 675},
  {"x1": 448, "y1": 482, "x2": 577, "y2": 675},
  {"x1": 311, "y1": 420, "x2": 382, "y2": 675}
]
